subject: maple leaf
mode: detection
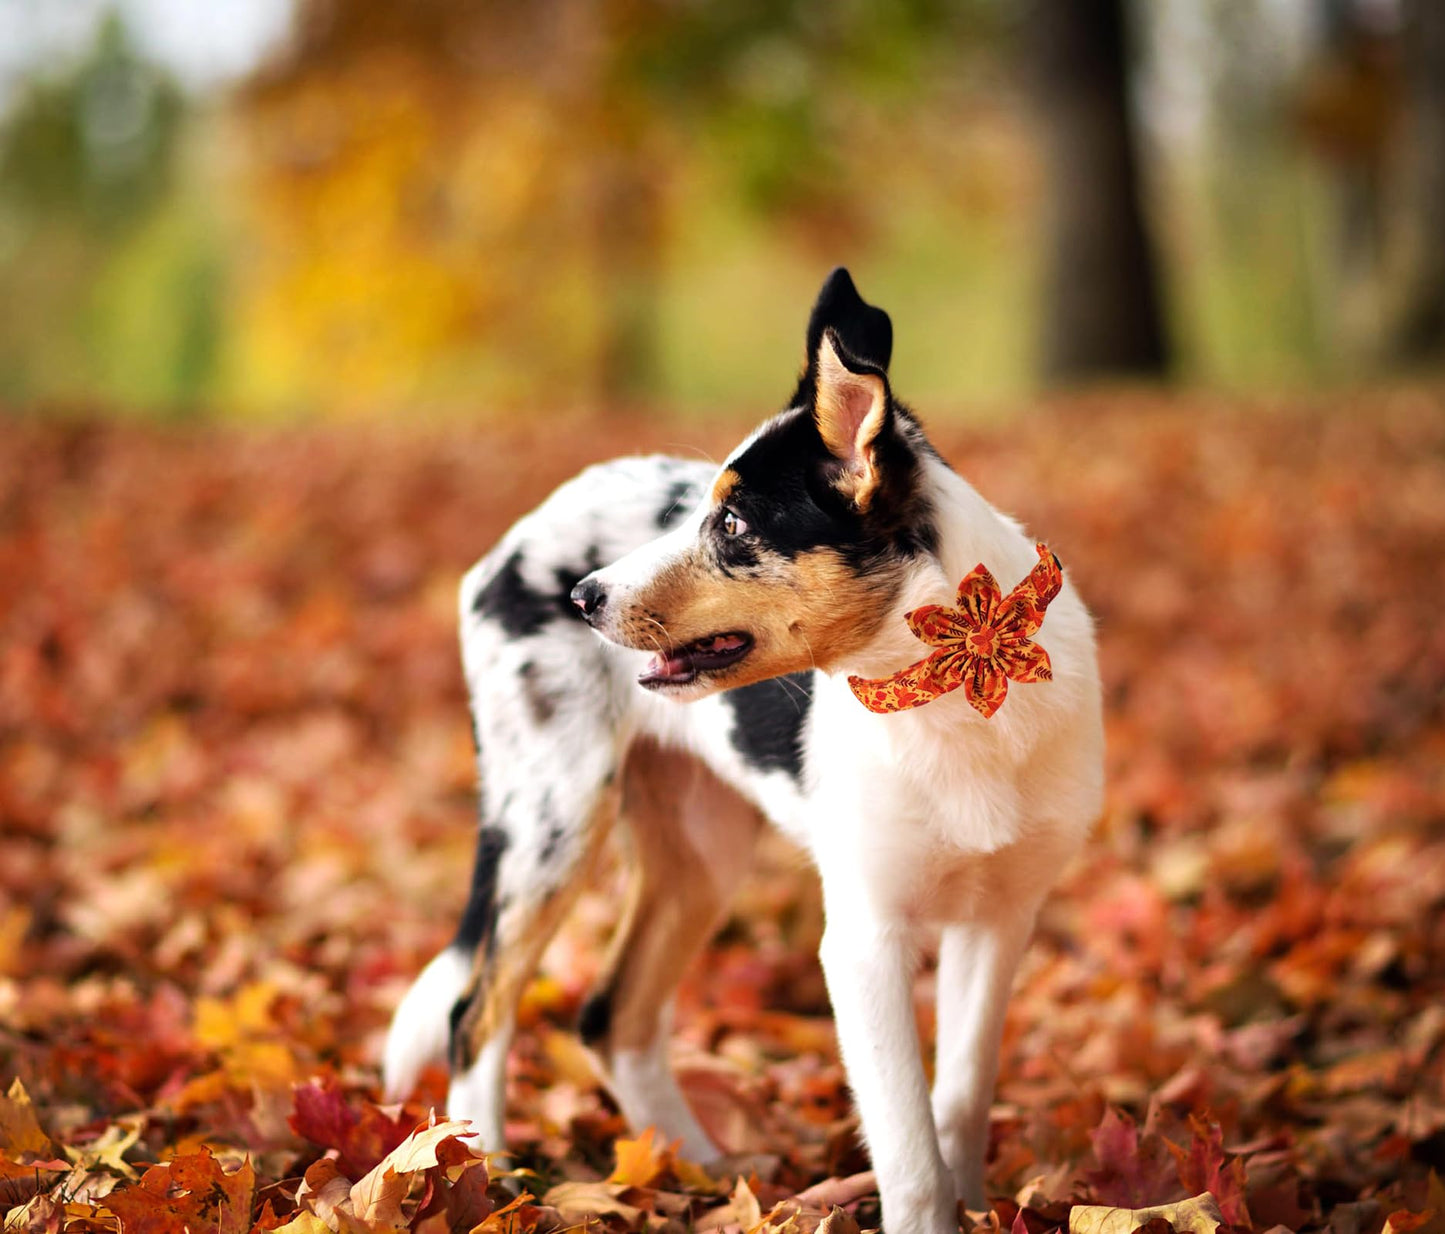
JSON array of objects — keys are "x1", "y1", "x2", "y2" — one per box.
[
  {"x1": 100, "y1": 1147, "x2": 255, "y2": 1234},
  {"x1": 1084, "y1": 1106, "x2": 1182, "y2": 1209},
  {"x1": 434, "y1": 1134, "x2": 494, "y2": 1232},
  {"x1": 1166, "y1": 1116, "x2": 1251, "y2": 1228},
  {"x1": 288, "y1": 1078, "x2": 418, "y2": 1179},
  {"x1": 608, "y1": 1126, "x2": 672, "y2": 1188}
]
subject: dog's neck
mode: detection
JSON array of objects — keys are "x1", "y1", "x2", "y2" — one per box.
[{"x1": 837, "y1": 454, "x2": 1039, "y2": 682}]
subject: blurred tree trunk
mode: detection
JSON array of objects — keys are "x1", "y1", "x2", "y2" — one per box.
[
  {"x1": 1386, "y1": 0, "x2": 1445, "y2": 364},
  {"x1": 1023, "y1": 0, "x2": 1169, "y2": 380}
]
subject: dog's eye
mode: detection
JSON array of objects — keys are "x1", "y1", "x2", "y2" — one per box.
[{"x1": 722, "y1": 509, "x2": 748, "y2": 537}]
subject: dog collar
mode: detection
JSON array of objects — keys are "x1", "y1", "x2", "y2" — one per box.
[{"x1": 847, "y1": 543, "x2": 1064, "y2": 718}]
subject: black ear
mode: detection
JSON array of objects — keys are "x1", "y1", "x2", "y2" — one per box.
[{"x1": 805, "y1": 268, "x2": 892, "y2": 373}]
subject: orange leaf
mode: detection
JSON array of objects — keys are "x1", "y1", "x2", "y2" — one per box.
[{"x1": 608, "y1": 1125, "x2": 672, "y2": 1188}]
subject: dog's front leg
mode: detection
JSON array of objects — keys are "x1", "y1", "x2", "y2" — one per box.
[
  {"x1": 930, "y1": 913, "x2": 1037, "y2": 1209},
  {"x1": 819, "y1": 892, "x2": 956, "y2": 1234}
]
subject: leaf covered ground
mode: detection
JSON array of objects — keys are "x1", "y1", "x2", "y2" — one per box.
[{"x1": 1, "y1": 394, "x2": 1443, "y2": 1233}]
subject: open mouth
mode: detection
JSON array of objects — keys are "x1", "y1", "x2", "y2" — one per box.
[{"x1": 638, "y1": 631, "x2": 754, "y2": 688}]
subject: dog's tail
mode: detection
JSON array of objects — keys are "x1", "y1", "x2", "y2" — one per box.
[{"x1": 382, "y1": 946, "x2": 472, "y2": 1101}]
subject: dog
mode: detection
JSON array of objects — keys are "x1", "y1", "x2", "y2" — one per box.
[{"x1": 383, "y1": 269, "x2": 1104, "y2": 1233}]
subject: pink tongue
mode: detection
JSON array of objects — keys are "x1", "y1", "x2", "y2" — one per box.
[{"x1": 648, "y1": 652, "x2": 691, "y2": 678}]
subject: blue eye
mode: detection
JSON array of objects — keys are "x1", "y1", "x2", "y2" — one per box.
[{"x1": 722, "y1": 509, "x2": 748, "y2": 537}]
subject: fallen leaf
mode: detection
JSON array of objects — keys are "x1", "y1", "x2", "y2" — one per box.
[
  {"x1": 289, "y1": 1079, "x2": 418, "y2": 1178},
  {"x1": 610, "y1": 1126, "x2": 672, "y2": 1188},
  {"x1": 816, "y1": 1205, "x2": 862, "y2": 1233},
  {"x1": 0, "y1": 1079, "x2": 53, "y2": 1160},
  {"x1": 1070, "y1": 1192, "x2": 1225, "y2": 1234},
  {"x1": 101, "y1": 1147, "x2": 255, "y2": 1234}
]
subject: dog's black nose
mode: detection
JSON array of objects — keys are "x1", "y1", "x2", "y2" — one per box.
[{"x1": 570, "y1": 577, "x2": 606, "y2": 619}]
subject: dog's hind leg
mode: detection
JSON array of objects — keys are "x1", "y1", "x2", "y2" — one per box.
[
  {"x1": 578, "y1": 738, "x2": 763, "y2": 1164},
  {"x1": 385, "y1": 641, "x2": 627, "y2": 1156},
  {"x1": 442, "y1": 748, "x2": 622, "y2": 1153}
]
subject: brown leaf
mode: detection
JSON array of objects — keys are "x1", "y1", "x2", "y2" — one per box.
[
  {"x1": 543, "y1": 1179, "x2": 646, "y2": 1225},
  {"x1": 0, "y1": 1079, "x2": 54, "y2": 1161},
  {"x1": 816, "y1": 1205, "x2": 862, "y2": 1234},
  {"x1": 1069, "y1": 1193, "x2": 1225, "y2": 1234}
]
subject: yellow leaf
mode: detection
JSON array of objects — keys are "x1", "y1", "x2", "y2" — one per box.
[
  {"x1": 1069, "y1": 1192, "x2": 1225, "y2": 1234},
  {"x1": 472, "y1": 1189, "x2": 538, "y2": 1232},
  {"x1": 608, "y1": 1125, "x2": 669, "y2": 1188},
  {"x1": 0, "y1": 1079, "x2": 53, "y2": 1160},
  {"x1": 194, "y1": 981, "x2": 279, "y2": 1049},
  {"x1": 672, "y1": 1152, "x2": 719, "y2": 1192},
  {"x1": 64, "y1": 1117, "x2": 142, "y2": 1178},
  {"x1": 269, "y1": 1214, "x2": 334, "y2": 1234}
]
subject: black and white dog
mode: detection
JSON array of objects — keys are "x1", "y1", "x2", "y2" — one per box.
[{"x1": 384, "y1": 270, "x2": 1103, "y2": 1232}]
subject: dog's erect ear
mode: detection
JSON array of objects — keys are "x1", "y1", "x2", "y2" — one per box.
[
  {"x1": 805, "y1": 267, "x2": 892, "y2": 373},
  {"x1": 814, "y1": 329, "x2": 891, "y2": 511}
]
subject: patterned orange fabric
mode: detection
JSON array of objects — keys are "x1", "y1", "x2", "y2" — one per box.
[{"x1": 848, "y1": 543, "x2": 1064, "y2": 718}]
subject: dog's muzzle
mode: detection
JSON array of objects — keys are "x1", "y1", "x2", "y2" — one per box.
[{"x1": 570, "y1": 576, "x2": 607, "y2": 623}]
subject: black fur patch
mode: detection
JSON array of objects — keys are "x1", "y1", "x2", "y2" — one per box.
[
  {"x1": 656, "y1": 478, "x2": 699, "y2": 529},
  {"x1": 447, "y1": 995, "x2": 470, "y2": 1057},
  {"x1": 472, "y1": 548, "x2": 607, "y2": 636},
  {"x1": 539, "y1": 823, "x2": 565, "y2": 865},
  {"x1": 577, "y1": 988, "x2": 612, "y2": 1046},
  {"x1": 454, "y1": 825, "x2": 509, "y2": 952},
  {"x1": 471, "y1": 550, "x2": 554, "y2": 637},
  {"x1": 723, "y1": 671, "x2": 814, "y2": 781},
  {"x1": 519, "y1": 660, "x2": 560, "y2": 725},
  {"x1": 724, "y1": 408, "x2": 937, "y2": 566}
]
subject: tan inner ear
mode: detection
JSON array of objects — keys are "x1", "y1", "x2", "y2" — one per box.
[{"x1": 815, "y1": 332, "x2": 888, "y2": 509}]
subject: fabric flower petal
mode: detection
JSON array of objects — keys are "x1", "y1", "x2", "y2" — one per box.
[
  {"x1": 848, "y1": 650, "x2": 964, "y2": 714},
  {"x1": 997, "y1": 639, "x2": 1053, "y2": 684},
  {"x1": 962, "y1": 654, "x2": 1009, "y2": 718},
  {"x1": 905, "y1": 604, "x2": 970, "y2": 647},
  {"x1": 955, "y1": 564, "x2": 1001, "y2": 627}
]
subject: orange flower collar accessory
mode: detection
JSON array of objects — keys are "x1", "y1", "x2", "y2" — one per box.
[{"x1": 848, "y1": 543, "x2": 1064, "y2": 718}]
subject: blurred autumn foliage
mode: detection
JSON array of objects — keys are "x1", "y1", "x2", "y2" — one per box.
[
  {"x1": 2, "y1": 394, "x2": 1443, "y2": 1231},
  {"x1": 7, "y1": 0, "x2": 1445, "y2": 418}
]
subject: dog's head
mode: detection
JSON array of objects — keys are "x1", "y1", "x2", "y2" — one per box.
[{"x1": 573, "y1": 268, "x2": 939, "y2": 698}]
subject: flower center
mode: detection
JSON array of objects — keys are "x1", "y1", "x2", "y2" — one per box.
[{"x1": 967, "y1": 626, "x2": 998, "y2": 656}]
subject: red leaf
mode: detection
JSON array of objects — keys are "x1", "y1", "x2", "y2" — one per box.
[
  {"x1": 1084, "y1": 1106, "x2": 1183, "y2": 1208},
  {"x1": 1166, "y1": 1115, "x2": 1252, "y2": 1228},
  {"x1": 102, "y1": 1147, "x2": 254, "y2": 1234},
  {"x1": 288, "y1": 1078, "x2": 417, "y2": 1179}
]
